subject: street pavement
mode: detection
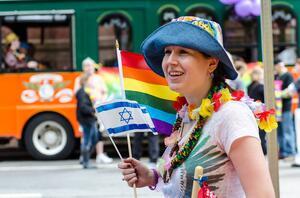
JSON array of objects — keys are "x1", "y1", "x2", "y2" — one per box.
[{"x1": 0, "y1": 158, "x2": 299, "y2": 198}]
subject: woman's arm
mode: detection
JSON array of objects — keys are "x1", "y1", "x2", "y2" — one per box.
[{"x1": 229, "y1": 136, "x2": 275, "y2": 198}]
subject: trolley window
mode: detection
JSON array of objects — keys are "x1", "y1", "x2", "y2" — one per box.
[{"x1": 0, "y1": 12, "x2": 74, "y2": 72}]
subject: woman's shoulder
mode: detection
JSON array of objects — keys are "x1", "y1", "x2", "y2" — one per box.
[{"x1": 218, "y1": 100, "x2": 253, "y2": 116}]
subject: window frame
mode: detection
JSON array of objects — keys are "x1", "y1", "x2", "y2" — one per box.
[
  {"x1": 97, "y1": 12, "x2": 132, "y2": 67},
  {"x1": 223, "y1": 8, "x2": 259, "y2": 62},
  {"x1": 0, "y1": 9, "x2": 76, "y2": 73},
  {"x1": 272, "y1": 4, "x2": 298, "y2": 64},
  {"x1": 157, "y1": 5, "x2": 180, "y2": 25},
  {"x1": 185, "y1": 5, "x2": 217, "y2": 21}
]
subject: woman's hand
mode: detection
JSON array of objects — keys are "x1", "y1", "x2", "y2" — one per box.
[{"x1": 118, "y1": 158, "x2": 155, "y2": 188}]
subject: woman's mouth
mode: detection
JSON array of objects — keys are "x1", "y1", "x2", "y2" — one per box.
[{"x1": 168, "y1": 71, "x2": 184, "y2": 77}]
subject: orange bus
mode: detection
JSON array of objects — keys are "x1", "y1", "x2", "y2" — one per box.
[
  {"x1": 0, "y1": 8, "x2": 121, "y2": 160},
  {"x1": 0, "y1": 72, "x2": 80, "y2": 159}
]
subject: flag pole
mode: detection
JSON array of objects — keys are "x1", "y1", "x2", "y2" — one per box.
[
  {"x1": 97, "y1": 119, "x2": 124, "y2": 160},
  {"x1": 260, "y1": 1, "x2": 280, "y2": 197},
  {"x1": 108, "y1": 134, "x2": 123, "y2": 160},
  {"x1": 116, "y1": 40, "x2": 138, "y2": 198},
  {"x1": 116, "y1": 40, "x2": 125, "y2": 99}
]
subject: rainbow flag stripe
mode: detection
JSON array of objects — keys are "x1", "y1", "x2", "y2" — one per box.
[{"x1": 121, "y1": 50, "x2": 178, "y2": 136}]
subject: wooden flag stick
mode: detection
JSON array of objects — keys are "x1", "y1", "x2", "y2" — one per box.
[
  {"x1": 116, "y1": 40, "x2": 138, "y2": 198},
  {"x1": 127, "y1": 133, "x2": 137, "y2": 198},
  {"x1": 191, "y1": 166, "x2": 203, "y2": 198},
  {"x1": 97, "y1": 119, "x2": 124, "y2": 160},
  {"x1": 108, "y1": 134, "x2": 123, "y2": 160},
  {"x1": 260, "y1": 1, "x2": 280, "y2": 197}
]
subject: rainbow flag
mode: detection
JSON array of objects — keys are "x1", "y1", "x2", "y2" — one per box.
[{"x1": 121, "y1": 50, "x2": 178, "y2": 136}]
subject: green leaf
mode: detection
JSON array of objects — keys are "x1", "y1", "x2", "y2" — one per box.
[
  {"x1": 23, "y1": 82, "x2": 39, "y2": 90},
  {"x1": 53, "y1": 80, "x2": 71, "y2": 89}
]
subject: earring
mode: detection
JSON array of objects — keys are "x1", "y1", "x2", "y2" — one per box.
[{"x1": 210, "y1": 72, "x2": 214, "y2": 79}]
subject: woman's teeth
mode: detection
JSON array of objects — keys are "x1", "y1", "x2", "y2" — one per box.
[{"x1": 169, "y1": 71, "x2": 184, "y2": 76}]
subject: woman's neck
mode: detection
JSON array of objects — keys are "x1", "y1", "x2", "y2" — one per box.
[{"x1": 185, "y1": 81, "x2": 213, "y2": 107}]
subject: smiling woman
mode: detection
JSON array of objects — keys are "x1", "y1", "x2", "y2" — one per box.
[{"x1": 118, "y1": 16, "x2": 276, "y2": 198}]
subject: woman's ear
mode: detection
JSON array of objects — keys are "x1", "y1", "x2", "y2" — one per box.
[{"x1": 208, "y1": 58, "x2": 219, "y2": 73}]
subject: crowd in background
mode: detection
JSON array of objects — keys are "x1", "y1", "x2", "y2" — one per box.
[{"x1": 228, "y1": 56, "x2": 300, "y2": 167}]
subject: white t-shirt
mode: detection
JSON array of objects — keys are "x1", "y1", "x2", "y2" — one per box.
[{"x1": 158, "y1": 101, "x2": 260, "y2": 198}]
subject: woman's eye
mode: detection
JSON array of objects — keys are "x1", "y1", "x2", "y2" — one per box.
[
  {"x1": 179, "y1": 50, "x2": 188, "y2": 55},
  {"x1": 164, "y1": 49, "x2": 171, "y2": 55}
]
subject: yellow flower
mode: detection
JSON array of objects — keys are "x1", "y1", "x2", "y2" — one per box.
[
  {"x1": 190, "y1": 108, "x2": 200, "y2": 120},
  {"x1": 220, "y1": 88, "x2": 232, "y2": 103},
  {"x1": 188, "y1": 104, "x2": 199, "y2": 120},
  {"x1": 199, "y1": 98, "x2": 214, "y2": 118},
  {"x1": 258, "y1": 115, "x2": 278, "y2": 133}
]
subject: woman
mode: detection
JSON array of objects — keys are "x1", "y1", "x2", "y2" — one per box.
[
  {"x1": 74, "y1": 57, "x2": 113, "y2": 164},
  {"x1": 76, "y1": 73, "x2": 99, "y2": 168},
  {"x1": 118, "y1": 17, "x2": 275, "y2": 197}
]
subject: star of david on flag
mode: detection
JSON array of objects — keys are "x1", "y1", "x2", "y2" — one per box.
[
  {"x1": 119, "y1": 108, "x2": 133, "y2": 124},
  {"x1": 95, "y1": 99, "x2": 156, "y2": 136}
]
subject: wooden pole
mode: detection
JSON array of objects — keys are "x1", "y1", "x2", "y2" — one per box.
[
  {"x1": 116, "y1": 40, "x2": 138, "y2": 198},
  {"x1": 260, "y1": 1, "x2": 280, "y2": 197},
  {"x1": 191, "y1": 166, "x2": 203, "y2": 198}
]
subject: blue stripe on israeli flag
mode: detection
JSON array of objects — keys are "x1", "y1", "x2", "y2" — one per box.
[
  {"x1": 107, "y1": 124, "x2": 151, "y2": 134},
  {"x1": 140, "y1": 106, "x2": 156, "y2": 133},
  {"x1": 96, "y1": 101, "x2": 140, "y2": 113}
]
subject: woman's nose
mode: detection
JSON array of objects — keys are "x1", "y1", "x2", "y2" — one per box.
[{"x1": 166, "y1": 52, "x2": 179, "y2": 66}]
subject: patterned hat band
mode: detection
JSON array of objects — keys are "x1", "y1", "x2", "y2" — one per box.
[{"x1": 171, "y1": 16, "x2": 223, "y2": 47}]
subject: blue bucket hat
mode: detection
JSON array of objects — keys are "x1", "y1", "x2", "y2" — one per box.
[{"x1": 141, "y1": 16, "x2": 238, "y2": 80}]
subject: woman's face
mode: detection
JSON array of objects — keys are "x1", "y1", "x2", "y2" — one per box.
[
  {"x1": 83, "y1": 63, "x2": 95, "y2": 75},
  {"x1": 162, "y1": 46, "x2": 217, "y2": 96}
]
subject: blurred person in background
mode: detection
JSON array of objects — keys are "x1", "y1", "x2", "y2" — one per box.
[
  {"x1": 74, "y1": 57, "x2": 112, "y2": 164},
  {"x1": 283, "y1": 58, "x2": 300, "y2": 167},
  {"x1": 248, "y1": 66, "x2": 267, "y2": 155},
  {"x1": 227, "y1": 59, "x2": 247, "y2": 91},
  {"x1": 76, "y1": 73, "x2": 98, "y2": 169},
  {"x1": 274, "y1": 59, "x2": 297, "y2": 160},
  {"x1": 133, "y1": 132, "x2": 159, "y2": 167},
  {"x1": 3, "y1": 32, "x2": 27, "y2": 70}
]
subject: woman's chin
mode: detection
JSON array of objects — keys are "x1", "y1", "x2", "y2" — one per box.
[{"x1": 168, "y1": 84, "x2": 184, "y2": 93}]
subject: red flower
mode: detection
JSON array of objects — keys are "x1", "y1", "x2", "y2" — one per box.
[
  {"x1": 173, "y1": 96, "x2": 187, "y2": 111},
  {"x1": 255, "y1": 109, "x2": 275, "y2": 121},
  {"x1": 198, "y1": 182, "x2": 217, "y2": 198},
  {"x1": 212, "y1": 92, "x2": 222, "y2": 111},
  {"x1": 232, "y1": 90, "x2": 245, "y2": 101}
]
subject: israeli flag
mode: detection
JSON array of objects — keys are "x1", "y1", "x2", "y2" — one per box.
[{"x1": 95, "y1": 99, "x2": 156, "y2": 136}]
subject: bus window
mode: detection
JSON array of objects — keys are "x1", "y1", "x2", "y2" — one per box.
[
  {"x1": 224, "y1": 9, "x2": 258, "y2": 62},
  {"x1": 98, "y1": 13, "x2": 132, "y2": 66},
  {"x1": 272, "y1": 5, "x2": 297, "y2": 65},
  {"x1": 159, "y1": 6, "x2": 179, "y2": 25},
  {"x1": 186, "y1": 6, "x2": 216, "y2": 21},
  {"x1": 0, "y1": 13, "x2": 73, "y2": 72}
]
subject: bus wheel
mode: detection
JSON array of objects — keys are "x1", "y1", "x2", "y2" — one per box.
[{"x1": 24, "y1": 114, "x2": 75, "y2": 160}]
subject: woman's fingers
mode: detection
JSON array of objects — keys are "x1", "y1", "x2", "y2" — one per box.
[
  {"x1": 121, "y1": 168, "x2": 135, "y2": 176},
  {"x1": 118, "y1": 162, "x2": 132, "y2": 169},
  {"x1": 128, "y1": 177, "x2": 138, "y2": 187},
  {"x1": 123, "y1": 158, "x2": 140, "y2": 166},
  {"x1": 123, "y1": 172, "x2": 137, "y2": 182}
]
